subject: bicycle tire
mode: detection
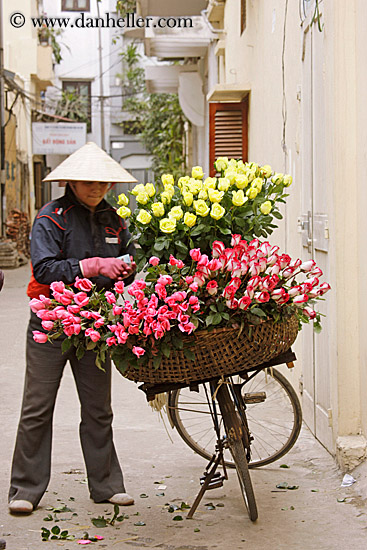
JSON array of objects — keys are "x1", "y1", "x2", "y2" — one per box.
[
  {"x1": 167, "y1": 367, "x2": 302, "y2": 468},
  {"x1": 215, "y1": 384, "x2": 258, "y2": 521}
]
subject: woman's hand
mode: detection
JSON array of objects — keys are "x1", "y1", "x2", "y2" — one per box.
[
  {"x1": 80, "y1": 257, "x2": 135, "y2": 280},
  {"x1": 118, "y1": 258, "x2": 137, "y2": 280}
]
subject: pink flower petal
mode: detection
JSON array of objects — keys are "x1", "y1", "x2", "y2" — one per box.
[
  {"x1": 77, "y1": 541, "x2": 92, "y2": 545},
  {"x1": 94, "y1": 535, "x2": 104, "y2": 540}
]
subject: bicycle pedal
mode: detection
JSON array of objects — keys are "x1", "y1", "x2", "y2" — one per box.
[
  {"x1": 244, "y1": 391, "x2": 266, "y2": 404},
  {"x1": 200, "y1": 472, "x2": 224, "y2": 489}
]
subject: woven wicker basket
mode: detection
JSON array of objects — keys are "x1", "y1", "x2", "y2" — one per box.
[{"x1": 120, "y1": 315, "x2": 299, "y2": 385}]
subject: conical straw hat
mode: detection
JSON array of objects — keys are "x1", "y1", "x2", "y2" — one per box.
[{"x1": 42, "y1": 141, "x2": 138, "y2": 184}]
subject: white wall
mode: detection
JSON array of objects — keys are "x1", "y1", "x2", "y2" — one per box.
[{"x1": 43, "y1": 0, "x2": 115, "y2": 150}]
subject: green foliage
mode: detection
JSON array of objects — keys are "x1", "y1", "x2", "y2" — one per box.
[
  {"x1": 41, "y1": 525, "x2": 75, "y2": 541},
  {"x1": 126, "y1": 160, "x2": 291, "y2": 269},
  {"x1": 117, "y1": 43, "x2": 188, "y2": 179},
  {"x1": 91, "y1": 504, "x2": 126, "y2": 527},
  {"x1": 116, "y1": 0, "x2": 136, "y2": 17},
  {"x1": 55, "y1": 90, "x2": 90, "y2": 126},
  {"x1": 38, "y1": 27, "x2": 68, "y2": 64}
]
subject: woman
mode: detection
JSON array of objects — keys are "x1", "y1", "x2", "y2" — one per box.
[{"x1": 9, "y1": 142, "x2": 137, "y2": 514}]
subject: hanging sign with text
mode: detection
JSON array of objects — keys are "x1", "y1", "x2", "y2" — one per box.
[{"x1": 32, "y1": 122, "x2": 87, "y2": 154}]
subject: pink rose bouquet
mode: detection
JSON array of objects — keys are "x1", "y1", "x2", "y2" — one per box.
[{"x1": 31, "y1": 234, "x2": 330, "y2": 372}]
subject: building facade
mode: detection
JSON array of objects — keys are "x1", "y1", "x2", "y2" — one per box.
[
  {"x1": 137, "y1": 0, "x2": 367, "y2": 471},
  {"x1": 42, "y1": 0, "x2": 152, "y2": 201},
  {"x1": 1, "y1": 0, "x2": 54, "y2": 229}
]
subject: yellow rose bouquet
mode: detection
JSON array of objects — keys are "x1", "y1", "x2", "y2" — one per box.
[{"x1": 118, "y1": 158, "x2": 293, "y2": 270}]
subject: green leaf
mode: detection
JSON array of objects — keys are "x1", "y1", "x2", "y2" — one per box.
[
  {"x1": 173, "y1": 515, "x2": 183, "y2": 521},
  {"x1": 153, "y1": 354, "x2": 162, "y2": 369},
  {"x1": 175, "y1": 240, "x2": 188, "y2": 254},
  {"x1": 280, "y1": 464, "x2": 290, "y2": 469},
  {"x1": 180, "y1": 502, "x2": 191, "y2": 509},
  {"x1": 212, "y1": 313, "x2": 222, "y2": 325},
  {"x1": 61, "y1": 338, "x2": 72, "y2": 353},
  {"x1": 174, "y1": 337, "x2": 184, "y2": 349},
  {"x1": 250, "y1": 307, "x2": 268, "y2": 318},
  {"x1": 154, "y1": 240, "x2": 165, "y2": 251},
  {"x1": 76, "y1": 344, "x2": 85, "y2": 360},
  {"x1": 86, "y1": 340, "x2": 97, "y2": 350},
  {"x1": 91, "y1": 517, "x2": 108, "y2": 528},
  {"x1": 51, "y1": 526, "x2": 60, "y2": 535},
  {"x1": 41, "y1": 528, "x2": 50, "y2": 540},
  {"x1": 272, "y1": 211, "x2": 283, "y2": 219},
  {"x1": 184, "y1": 349, "x2": 195, "y2": 362},
  {"x1": 168, "y1": 504, "x2": 179, "y2": 513},
  {"x1": 113, "y1": 504, "x2": 120, "y2": 517},
  {"x1": 205, "y1": 314, "x2": 214, "y2": 326},
  {"x1": 161, "y1": 342, "x2": 171, "y2": 358}
]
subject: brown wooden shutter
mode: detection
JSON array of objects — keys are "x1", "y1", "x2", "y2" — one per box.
[{"x1": 209, "y1": 99, "x2": 248, "y2": 176}]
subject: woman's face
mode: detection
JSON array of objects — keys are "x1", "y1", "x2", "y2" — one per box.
[{"x1": 71, "y1": 181, "x2": 110, "y2": 210}]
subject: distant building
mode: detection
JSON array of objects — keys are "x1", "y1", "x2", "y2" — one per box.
[
  {"x1": 2, "y1": 0, "x2": 55, "y2": 227},
  {"x1": 42, "y1": 0, "x2": 152, "y2": 201}
]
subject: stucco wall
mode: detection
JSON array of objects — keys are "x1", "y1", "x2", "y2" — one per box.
[{"x1": 218, "y1": 0, "x2": 367, "y2": 458}]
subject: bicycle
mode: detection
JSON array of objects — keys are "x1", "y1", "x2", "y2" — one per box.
[
  {"x1": 139, "y1": 348, "x2": 301, "y2": 521},
  {"x1": 167, "y1": 359, "x2": 302, "y2": 469}
]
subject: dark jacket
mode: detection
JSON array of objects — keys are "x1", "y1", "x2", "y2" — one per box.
[{"x1": 28, "y1": 185, "x2": 135, "y2": 298}]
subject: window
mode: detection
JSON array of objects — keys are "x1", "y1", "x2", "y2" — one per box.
[
  {"x1": 209, "y1": 99, "x2": 249, "y2": 176},
  {"x1": 241, "y1": 0, "x2": 246, "y2": 34},
  {"x1": 61, "y1": 0, "x2": 90, "y2": 12},
  {"x1": 62, "y1": 80, "x2": 92, "y2": 132}
]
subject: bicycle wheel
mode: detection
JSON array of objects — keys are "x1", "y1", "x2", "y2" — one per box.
[
  {"x1": 215, "y1": 383, "x2": 258, "y2": 521},
  {"x1": 168, "y1": 367, "x2": 302, "y2": 468}
]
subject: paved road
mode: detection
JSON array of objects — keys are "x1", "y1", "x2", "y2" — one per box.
[{"x1": 0, "y1": 265, "x2": 366, "y2": 550}]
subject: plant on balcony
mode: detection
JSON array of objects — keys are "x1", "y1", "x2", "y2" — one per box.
[
  {"x1": 116, "y1": 0, "x2": 136, "y2": 17},
  {"x1": 117, "y1": 43, "x2": 188, "y2": 179},
  {"x1": 54, "y1": 90, "x2": 90, "y2": 127},
  {"x1": 38, "y1": 25, "x2": 67, "y2": 65}
]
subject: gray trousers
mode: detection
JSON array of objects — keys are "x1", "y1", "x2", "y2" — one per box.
[{"x1": 9, "y1": 312, "x2": 126, "y2": 507}]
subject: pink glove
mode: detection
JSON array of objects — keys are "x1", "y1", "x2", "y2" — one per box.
[{"x1": 80, "y1": 257, "x2": 127, "y2": 280}]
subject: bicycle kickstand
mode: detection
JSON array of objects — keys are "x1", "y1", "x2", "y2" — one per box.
[{"x1": 187, "y1": 449, "x2": 227, "y2": 520}]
